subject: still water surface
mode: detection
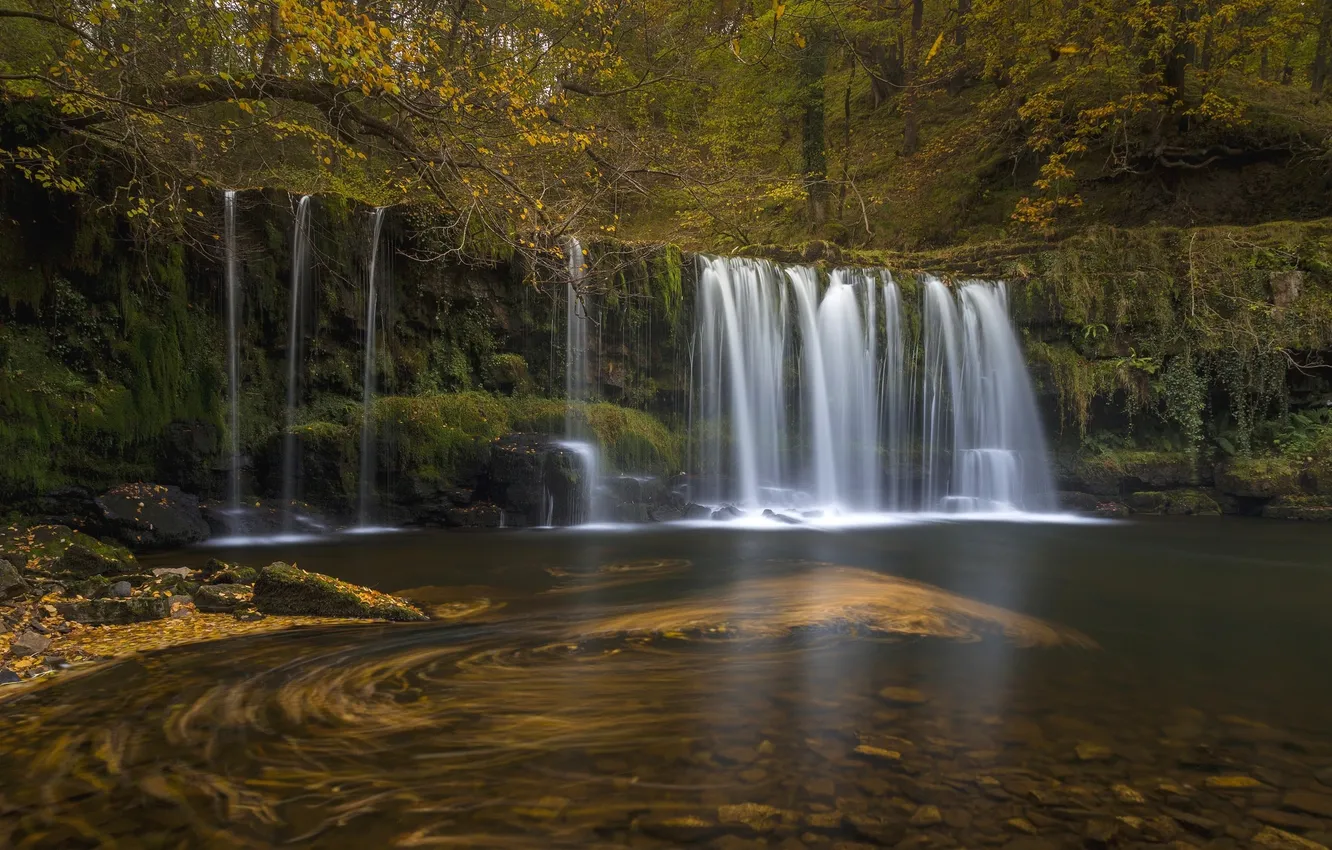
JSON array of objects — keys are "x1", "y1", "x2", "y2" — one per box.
[{"x1": 3, "y1": 518, "x2": 1332, "y2": 848}]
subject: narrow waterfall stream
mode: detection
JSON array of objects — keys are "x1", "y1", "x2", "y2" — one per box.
[
  {"x1": 222, "y1": 190, "x2": 242, "y2": 524},
  {"x1": 693, "y1": 256, "x2": 1055, "y2": 516},
  {"x1": 357, "y1": 207, "x2": 388, "y2": 527},
  {"x1": 562, "y1": 237, "x2": 600, "y2": 524},
  {"x1": 281, "y1": 195, "x2": 313, "y2": 530}
]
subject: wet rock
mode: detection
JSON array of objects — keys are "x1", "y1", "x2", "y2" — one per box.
[
  {"x1": 880, "y1": 686, "x2": 929, "y2": 705},
  {"x1": 762, "y1": 509, "x2": 804, "y2": 525},
  {"x1": 1252, "y1": 809, "x2": 1327, "y2": 832},
  {"x1": 1005, "y1": 819, "x2": 1039, "y2": 835},
  {"x1": 1284, "y1": 791, "x2": 1332, "y2": 819},
  {"x1": 1253, "y1": 827, "x2": 1329, "y2": 850},
  {"x1": 153, "y1": 567, "x2": 193, "y2": 578},
  {"x1": 1206, "y1": 776, "x2": 1265, "y2": 790},
  {"x1": 55, "y1": 597, "x2": 171, "y2": 625},
  {"x1": 54, "y1": 543, "x2": 130, "y2": 577},
  {"x1": 1128, "y1": 489, "x2": 1223, "y2": 515},
  {"x1": 718, "y1": 803, "x2": 788, "y2": 832},
  {"x1": 0, "y1": 559, "x2": 30, "y2": 600},
  {"x1": 194, "y1": 583, "x2": 253, "y2": 613},
  {"x1": 808, "y1": 811, "x2": 845, "y2": 830},
  {"x1": 10, "y1": 629, "x2": 51, "y2": 657},
  {"x1": 0, "y1": 667, "x2": 20, "y2": 684},
  {"x1": 444, "y1": 503, "x2": 503, "y2": 529},
  {"x1": 252, "y1": 562, "x2": 426, "y2": 620},
  {"x1": 208, "y1": 566, "x2": 257, "y2": 585},
  {"x1": 107, "y1": 580, "x2": 133, "y2": 598},
  {"x1": 684, "y1": 503, "x2": 713, "y2": 520},
  {"x1": 1113, "y1": 784, "x2": 1146, "y2": 804},
  {"x1": 854, "y1": 745, "x2": 902, "y2": 762},
  {"x1": 1075, "y1": 742, "x2": 1114, "y2": 761},
  {"x1": 712, "y1": 505, "x2": 746, "y2": 521},
  {"x1": 1164, "y1": 808, "x2": 1223, "y2": 838},
  {"x1": 846, "y1": 813, "x2": 906, "y2": 845},
  {"x1": 1086, "y1": 820, "x2": 1119, "y2": 846},
  {"x1": 95, "y1": 483, "x2": 210, "y2": 549},
  {"x1": 232, "y1": 606, "x2": 264, "y2": 622},
  {"x1": 911, "y1": 806, "x2": 943, "y2": 827},
  {"x1": 1058, "y1": 491, "x2": 1101, "y2": 511},
  {"x1": 638, "y1": 814, "x2": 722, "y2": 842},
  {"x1": 1262, "y1": 496, "x2": 1332, "y2": 522}
]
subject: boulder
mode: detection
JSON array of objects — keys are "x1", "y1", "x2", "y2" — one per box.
[
  {"x1": 683, "y1": 503, "x2": 712, "y2": 520},
  {"x1": 95, "y1": 483, "x2": 210, "y2": 549},
  {"x1": 208, "y1": 566, "x2": 258, "y2": 585},
  {"x1": 711, "y1": 504, "x2": 746, "y2": 521},
  {"x1": 54, "y1": 543, "x2": 131, "y2": 577},
  {"x1": 0, "y1": 559, "x2": 29, "y2": 600},
  {"x1": 252, "y1": 562, "x2": 426, "y2": 620},
  {"x1": 444, "y1": 503, "x2": 503, "y2": 529},
  {"x1": 1215, "y1": 458, "x2": 1301, "y2": 499},
  {"x1": 194, "y1": 583, "x2": 253, "y2": 613},
  {"x1": 55, "y1": 597, "x2": 171, "y2": 625},
  {"x1": 107, "y1": 580, "x2": 133, "y2": 598}
]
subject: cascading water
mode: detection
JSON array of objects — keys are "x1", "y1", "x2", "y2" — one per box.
[
  {"x1": 223, "y1": 190, "x2": 242, "y2": 525},
  {"x1": 281, "y1": 195, "x2": 313, "y2": 530},
  {"x1": 357, "y1": 207, "x2": 387, "y2": 527},
  {"x1": 692, "y1": 257, "x2": 1055, "y2": 516},
  {"x1": 562, "y1": 237, "x2": 600, "y2": 523}
]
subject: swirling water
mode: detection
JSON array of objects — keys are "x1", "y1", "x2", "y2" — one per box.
[{"x1": 4, "y1": 519, "x2": 1332, "y2": 848}]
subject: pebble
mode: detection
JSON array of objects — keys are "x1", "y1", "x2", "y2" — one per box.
[
  {"x1": 879, "y1": 686, "x2": 929, "y2": 705},
  {"x1": 1253, "y1": 826, "x2": 1331, "y2": 850},
  {"x1": 718, "y1": 803, "x2": 786, "y2": 832},
  {"x1": 1005, "y1": 818, "x2": 1039, "y2": 835},
  {"x1": 1206, "y1": 775, "x2": 1265, "y2": 789},
  {"x1": 1113, "y1": 783, "x2": 1146, "y2": 804},
  {"x1": 911, "y1": 805, "x2": 943, "y2": 826}
]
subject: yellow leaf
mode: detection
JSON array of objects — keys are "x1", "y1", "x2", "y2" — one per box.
[
  {"x1": 773, "y1": 1, "x2": 785, "y2": 19},
  {"x1": 924, "y1": 31, "x2": 945, "y2": 66},
  {"x1": 793, "y1": 31, "x2": 806, "y2": 49}
]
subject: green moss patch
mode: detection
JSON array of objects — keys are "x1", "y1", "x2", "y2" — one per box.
[{"x1": 252, "y1": 562, "x2": 426, "y2": 621}]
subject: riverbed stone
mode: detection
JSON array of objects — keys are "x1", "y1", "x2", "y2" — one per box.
[
  {"x1": 1208, "y1": 776, "x2": 1266, "y2": 790},
  {"x1": 1253, "y1": 827, "x2": 1330, "y2": 850},
  {"x1": 252, "y1": 562, "x2": 426, "y2": 620},
  {"x1": 1252, "y1": 809, "x2": 1327, "y2": 831},
  {"x1": 95, "y1": 483, "x2": 210, "y2": 549},
  {"x1": 880, "y1": 686, "x2": 929, "y2": 705},
  {"x1": 55, "y1": 596, "x2": 170, "y2": 625},
  {"x1": 718, "y1": 803, "x2": 787, "y2": 832},
  {"x1": 1284, "y1": 792, "x2": 1332, "y2": 819},
  {"x1": 0, "y1": 559, "x2": 29, "y2": 600}
]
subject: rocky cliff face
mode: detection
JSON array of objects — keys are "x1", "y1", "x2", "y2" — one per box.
[{"x1": 2, "y1": 182, "x2": 1330, "y2": 527}]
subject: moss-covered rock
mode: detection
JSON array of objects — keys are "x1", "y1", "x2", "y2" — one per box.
[
  {"x1": 53, "y1": 543, "x2": 133, "y2": 577},
  {"x1": 1215, "y1": 457, "x2": 1302, "y2": 499},
  {"x1": 1127, "y1": 489, "x2": 1222, "y2": 516},
  {"x1": 1070, "y1": 451, "x2": 1201, "y2": 496},
  {"x1": 0, "y1": 559, "x2": 29, "y2": 600},
  {"x1": 55, "y1": 596, "x2": 171, "y2": 624},
  {"x1": 194, "y1": 583, "x2": 253, "y2": 613},
  {"x1": 209, "y1": 566, "x2": 258, "y2": 586},
  {"x1": 1261, "y1": 495, "x2": 1332, "y2": 521},
  {"x1": 0, "y1": 524, "x2": 134, "y2": 571},
  {"x1": 252, "y1": 562, "x2": 426, "y2": 620}
]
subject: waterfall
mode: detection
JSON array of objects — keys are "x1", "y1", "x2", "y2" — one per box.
[
  {"x1": 692, "y1": 257, "x2": 1055, "y2": 514},
  {"x1": 223, "y1": 190, "x2": 242, "y2": 522},
  {"x1": 562, "y1": 237, "x2": 600, "y2": 523},
  {"x1": 357, "y1": 207, "x2": 388, "y2": 526},
  {"x1": 281, "y1": 195, "x2": 313, "y2": 530}
]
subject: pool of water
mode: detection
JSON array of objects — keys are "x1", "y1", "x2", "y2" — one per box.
[{"x1": 4, "y1": 518, "x2": 1332, "y2": 848}]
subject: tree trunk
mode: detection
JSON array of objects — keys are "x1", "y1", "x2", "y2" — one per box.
[
  {"x1": 1313, "y1": 0, "x2": 1332, "y2": 93},
  {"x1": 903, "y1": 0, "x2": 924, "y2": 156},
  {"x1": 799, "y1": 27, "x2": 830, "y2": 225}
]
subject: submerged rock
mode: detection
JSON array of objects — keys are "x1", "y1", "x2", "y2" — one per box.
[
  {"x1": 252, "y1": 563, "x2": 426, "y2": 620},
  {"x1": 56, "y1": 597, "x2": 171, "y2": 625},
  {"x1": 95, "y1": 483, "x2": 210, "y2": 550},
  {"x1": 683, "y1": 503, "x2": 712, "y2": 520},
  {"x1": 761, "y1": 509, "x2": 802, "y2": 525}
]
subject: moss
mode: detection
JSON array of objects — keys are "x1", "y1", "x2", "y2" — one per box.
[
  {"x1": 1073, "y1": 450, "x2": 1200, "y2": 495},
  {"x1": 1126, "y1": 489, "x2": 1222, "y2": 516},
  {"x1": 0, "y1": 524, "x2": 135, "y2": 571},
  {"x1": 1261, "y1": 495, "x2": 1332, "y2": 521},
  {"x1": 1214, "y1": 456, "x2": 1301, "y2": 498},
  {"x1": 252, "y1": 562, "x2": 425, "y2": 620}
]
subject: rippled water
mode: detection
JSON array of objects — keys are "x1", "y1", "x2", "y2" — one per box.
[{"x1": 4, "y1": 519, "x2": 1332, "y2": 848}]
